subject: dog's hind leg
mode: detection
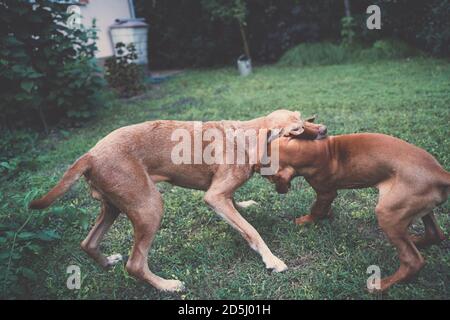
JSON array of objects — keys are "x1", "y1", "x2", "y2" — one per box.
[
  {"x1": 81, "y1": 200, "x2": 121, "y2": 268},
  {"x1": 373, "y1": 184, "x2": 426, "y2": 292},
  {"x1": 123, "y1": 180, "x2": 184, "y2": 292},
  {"x1": 410, "y1": 212, "x2": 446, "y2": 248},
  {"x1": 89, "y1": 160, "x2": 183, "y2": 292},
  {"x1": 375, "y1": 206, "x2": 425, "y2": 292}
]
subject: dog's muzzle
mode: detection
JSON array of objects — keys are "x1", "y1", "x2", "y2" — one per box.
[{"x1": 316, "y1": 125, "x2": 328, "y2": 140}]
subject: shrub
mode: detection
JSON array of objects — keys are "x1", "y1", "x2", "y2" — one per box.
[
  {"x1": 0, "y1": 0, "x2": 105, "y2": 132},
  {"x1": 358, "y1": 39, "x2": 420, "y2": 60},
  {"x1": 0, "y1": 209, "x2": 62, "y2": 298},
  {"x1": 417, "y1": 0, "x2": 450, "y2": 57},
  {"x1": 357, "y1": 0, "x2": 449, "y2": 58},
  {"x1": 0, "y1": 130, "x2": 38, "y2": 180},
  {"x1": 135, "y1": 0, "x2": 343, "y2": 68},
  {"x1": 104, "y1": 42, "x2": 146, "y2": 98},
  {"x1": 277, "y1": 42, "x2": 352, "y2": 67},
  {"x1": 134, "y1": 0, "x2": 448, "y2": 68},
  {"x1": 341, "y1": 16, "x2": 356, "y2": 47},
  {"x1": 277, "y1": 40, "x2": 420, "y2": 67}
]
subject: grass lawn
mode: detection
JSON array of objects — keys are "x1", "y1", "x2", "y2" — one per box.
[{"x1": 1, "y1": 57, "x2": 449, "y2": 299}]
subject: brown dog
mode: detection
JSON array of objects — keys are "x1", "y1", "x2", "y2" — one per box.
[
  {"x1": 29, "y1": 110, "x2": 326, "y2": 292},
  {"x1": 268, "y1": 131, "x2": 449, "y2": 292}
]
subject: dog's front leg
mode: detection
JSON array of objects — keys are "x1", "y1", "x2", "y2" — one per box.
[
  {"x1": 204, "y1": 168, "x2": 287, "y2": 272},
  {"x1": 295, "y1": 189, "x2": 337, "y2": 225},
  {"x1": 205, "y1": 191, "x2": 287, "y2": 272},
  {"x1": 204, "y1": 167, "x2": 287, "y2": 272}
]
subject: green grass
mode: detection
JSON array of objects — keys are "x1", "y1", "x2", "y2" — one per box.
[{"x1": 1, "y1": 57, "x2": 450, "y2": 299}]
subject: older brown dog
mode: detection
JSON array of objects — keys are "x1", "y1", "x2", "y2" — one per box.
[
  {"x1": 268, "y1": 131, "x2": 449, "y2": 292},
  {"x1": 29, "y1": 110, "x2": 326, "y2": 292}
]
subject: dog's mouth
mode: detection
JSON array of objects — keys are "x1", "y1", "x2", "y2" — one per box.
[
  {"x1": 316, "y1": 133, "x2": 328, "y2": 140},
  {"x1": 315, "y1": 125, "x2": 328, "y2": 140}
]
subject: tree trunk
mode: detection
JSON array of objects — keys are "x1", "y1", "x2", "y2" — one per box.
[
  {"x1": 344, "y1": 0, "x2": 351, "y2": 17},
  {"x1": 239, "y1": 22, "x2": 251, "y2": 60}
]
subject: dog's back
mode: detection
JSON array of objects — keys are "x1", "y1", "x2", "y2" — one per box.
[{"x1": 329, "y1": 133, "x2": 450, "y2": 192}]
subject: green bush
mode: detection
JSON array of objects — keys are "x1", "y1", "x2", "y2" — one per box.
[
  {"x1": 0, "y1": 130, "x2": 38, "y2": 180},
  {"x1": 341, "y1": 16, "x2": 356, "y2": 47},
  {"x1": 0, "y1": 0, "x2": 105, "y2": 131},
  {"x1": 104, "y1": 42, "x2": 146, "y2": 98},
  {"x1": 277, "y1": 40, "x2": 420, "y2": 67},
  {"x1": 0, "y1": 208, "x2": 62, "y2": 298},
  {"x1": 135, "y1": 0, "x2": 448, "y2": 68},
  {"x1": 277, "y1": 42, "x2": 352, "y2": 67},
  {"x1": 0, "y1": 130, "x2": 94, "y2": 299},
  {"x1": 359, "y1": 39, "x2": 420, "y2": 60},
  {"x1": 417, "y1": 0, "x2": 450, "y2": 56}
]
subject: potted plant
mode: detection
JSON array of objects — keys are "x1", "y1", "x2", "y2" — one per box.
[{"x1": 202, "y1": 0, "x2": 252, "y2": 76}]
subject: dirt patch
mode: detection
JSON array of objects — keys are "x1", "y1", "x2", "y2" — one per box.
[{"x1": 290, "y1": 254, "x2": 316, "y2": 270}]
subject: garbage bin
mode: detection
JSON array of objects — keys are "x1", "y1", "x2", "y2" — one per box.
[{"x1": 110, "y1": 18, "x2": 149, "y2": 65}]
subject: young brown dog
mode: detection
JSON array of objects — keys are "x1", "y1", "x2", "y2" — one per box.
[
  {"x1": 269, "y1": 129, "x2": 449, "y2": 292},
  {"x1": 29, "y1": 110, "x2": 326, "y2": 292}
]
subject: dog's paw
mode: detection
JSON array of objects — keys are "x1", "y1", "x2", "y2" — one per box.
[
  {"x1": 367, "y1": 283, "x2": 388, "y2": 295},
  {"x1": 294, "y1": 214, "x2": 314, "y2": 225},
  {"x1": 266, "y1": 257, "x2": 288, "y2": 273},
  {"x1": 106, "y1": 253, "x2": 123, "y2": 266},
  {"x1": 367, "y1": 275, "x2": 395, "y2": 294},
  {"x1": 159, "y1": 279, "x2": 185, "y2": 292},
  {"x1": 236, "y1": 200, "x2": 259, "y2": 209}
]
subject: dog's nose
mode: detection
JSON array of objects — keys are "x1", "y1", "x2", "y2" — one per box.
[{"x1": 319, "y1": 126, "x2": 327, "y2": 136}]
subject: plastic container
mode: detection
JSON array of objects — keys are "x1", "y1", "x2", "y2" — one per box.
[
  {"x1": 110, "y1": 18, "x2": 149, "y2": 65},
  {"x1": 237, "y1": 55, "x2": 252, "y2": 76}
]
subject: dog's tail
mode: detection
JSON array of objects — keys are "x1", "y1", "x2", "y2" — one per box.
[{"x1": 29, "y1": 154, "x2": 92, "y2": 210}]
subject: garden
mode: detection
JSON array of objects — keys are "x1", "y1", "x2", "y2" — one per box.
[{"x1": 0, "y1": 0, "x2": 449, "y2": 300}]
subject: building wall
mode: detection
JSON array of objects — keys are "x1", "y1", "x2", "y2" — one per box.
[{"x1": 80, "y1": 0, "x2": 132, "y2": 58}]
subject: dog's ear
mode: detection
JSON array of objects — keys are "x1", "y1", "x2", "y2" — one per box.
[
  {"x1": 284, "y1": 123, "x2": 305, "y2": 137},
  {"x1": 305, "y1": 115, "x2": 316, "y2": 123},
  {"x1": 267, "y1": 125, "x2": 305, "y2": 142}
]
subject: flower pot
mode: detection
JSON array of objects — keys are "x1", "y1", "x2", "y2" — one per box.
[{"x1": 237, "y1": 55, "x2": 252, "y2": 76}]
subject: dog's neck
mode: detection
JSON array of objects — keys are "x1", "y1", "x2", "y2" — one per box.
[{"x1": 278, "y1": 136, "x2": 334, "y2": 177}]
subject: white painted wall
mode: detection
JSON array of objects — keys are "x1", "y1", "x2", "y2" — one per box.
[{"x1": 80, "y1": 0, "x2": 132, "y2": 58}]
